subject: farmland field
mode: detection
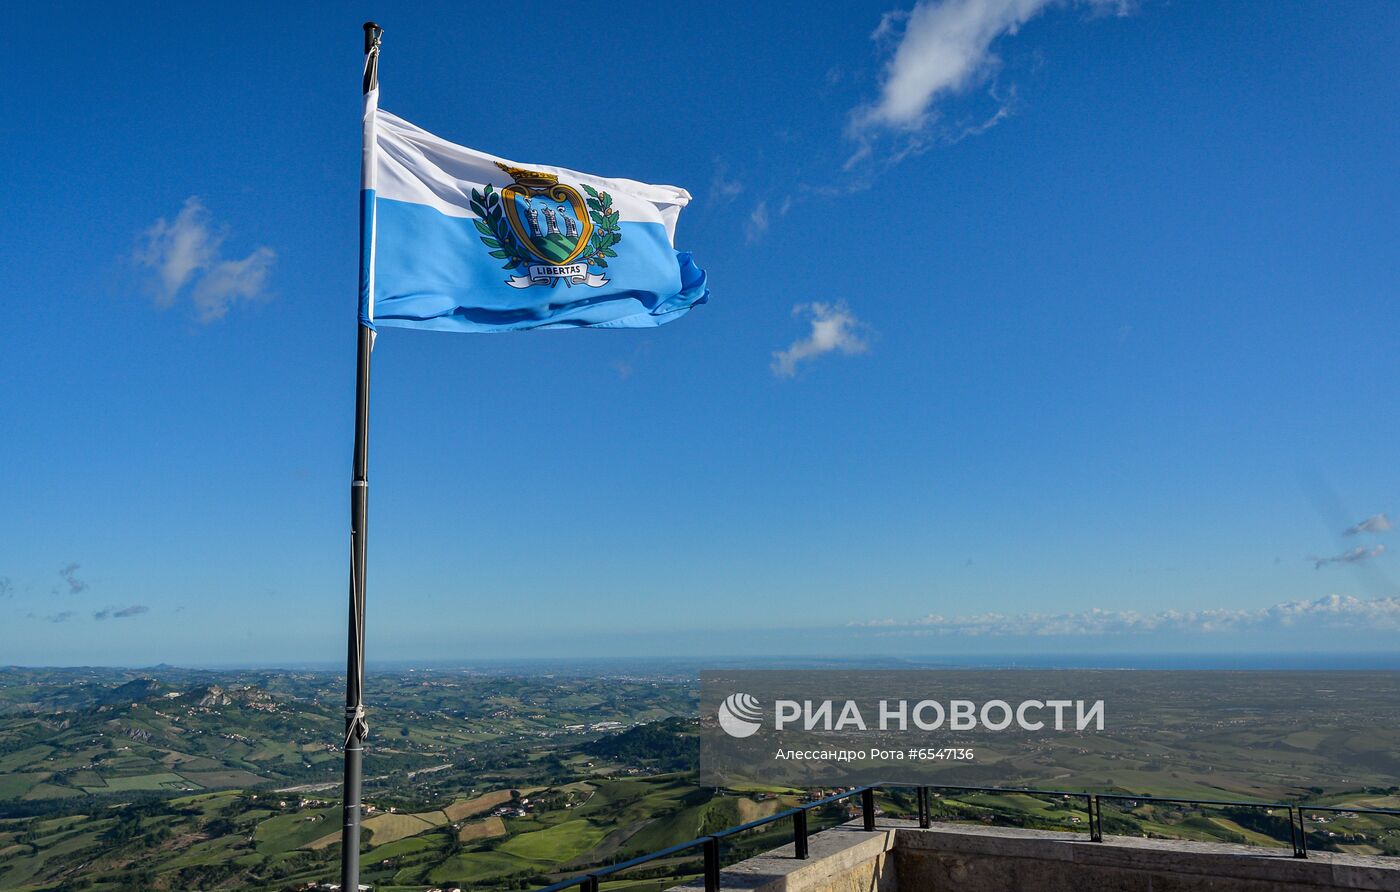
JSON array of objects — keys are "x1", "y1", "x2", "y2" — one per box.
[{"x1": 457, "y1": 815, "x2": 507, "y2": 842}]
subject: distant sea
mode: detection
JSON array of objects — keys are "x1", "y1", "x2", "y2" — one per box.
[{"x1": 159, "y1": 651, "x2": 1400, "y2": 673}]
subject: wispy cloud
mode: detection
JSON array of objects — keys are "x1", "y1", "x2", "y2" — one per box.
[
  {"x1": 848, "y1": 0, "x2": 1129, "y2": 164},
  {"x1": 94, "y1": 605, "x2": 149, "y2": 620},
  {"x1": 1344, "y1": 514, "x2": 1393, "y2": 536},
  {"x1": 858, "y1": 594, "x2": 1400, "y2": 637},
  {"x1": 710, "y1": 160, "x2": 745, "y2": 202},
  {"x1": 134, "y1": 197, "x2": 275, "y2": 322},
  {"x1": 772, "y1": 301, "x2": 872, "y2": 377},
  {"x1": 42, "y1": 611, "x2": 75, "y2": 624},
  {"x1": 1313, "y1": 544, "x2": 1385, "y2": 569},
  {"x1": 0, "y1": 577, "x2": 11, "y2": 599},
  {"x1": 58, "y1": 563, "x2": 87, "y2": 595},
  {"x1": 745, "y1": 201, "x2": 770, "y2": 243}
]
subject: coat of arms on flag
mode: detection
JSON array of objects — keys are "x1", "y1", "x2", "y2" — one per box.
[{"x1": 473, "y1": 163, "x2": 622, "y2": 289}]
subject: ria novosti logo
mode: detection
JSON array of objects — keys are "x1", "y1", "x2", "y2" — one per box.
[
  {"x1": 717, "y1": 692, "x2": 764, "y2": 738},
  {"x1": 716, "y1": 692, "x2": 1105, "y2": 738}
]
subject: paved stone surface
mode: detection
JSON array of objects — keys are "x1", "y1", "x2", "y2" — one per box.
[
  {"x1": 666, "y1": 820, "x2": 1400, "y2": 892},
  {"x1": 668, "y1": 824, "x2": 897, "y2": 892}
]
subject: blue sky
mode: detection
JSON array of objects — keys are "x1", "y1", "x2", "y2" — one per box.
[{"x1": 2, "y1": 1, "x2": 1398, "y2": 665}]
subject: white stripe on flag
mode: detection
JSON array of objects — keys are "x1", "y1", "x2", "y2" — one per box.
[{"x1": 373, "y1": 111, "x2": 691, "y2": 244}]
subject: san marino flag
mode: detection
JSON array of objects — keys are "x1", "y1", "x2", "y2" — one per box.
[{"x1": 360, "y1": 88, "x2": 709, "y2": 333}]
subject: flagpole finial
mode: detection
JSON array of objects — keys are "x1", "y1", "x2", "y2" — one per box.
[{"x1": 362, "y1": 23, "x2": 383, "y2": 93}]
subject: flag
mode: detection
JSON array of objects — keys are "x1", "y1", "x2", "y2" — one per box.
[{"x1": 360, "y1": 95, "x2": 709, "y2": 333}]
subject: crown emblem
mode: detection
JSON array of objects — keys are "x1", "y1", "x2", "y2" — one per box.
[{"x1": 495, "y1": 162, "x2": 558, "y2": 192}]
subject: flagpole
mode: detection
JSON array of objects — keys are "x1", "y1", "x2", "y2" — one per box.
[{"x1": 342, "y1": 20, "x2": 381, "y2": 892}]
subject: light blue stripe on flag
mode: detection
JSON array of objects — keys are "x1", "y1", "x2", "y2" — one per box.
[
  {"x1": 358, "y1": 189, "x2": 375, "y2": 328},
  {"x1": 370, "y1": 197, "x2": 708, "y2": 332}
]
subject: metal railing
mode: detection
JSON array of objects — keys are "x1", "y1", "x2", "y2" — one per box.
[
  {"x1": 533, "y1": 783, "x2": 1400, "y2": 892},
  {"x1": 534, "y1": 786, "x2": 872, "y2": 892},
  {"x1": 1088, "y1": 793, "x2": 1312, "y2": 856}
]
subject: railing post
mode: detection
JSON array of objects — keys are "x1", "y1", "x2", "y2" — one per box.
[
  {"x1": 793, "y1": 809, "x2": 809, "y2": 859},
  {"x1": 703, "y1": 835, "x2": 721, "y2": 892},
  {"x1": 918, "y1": 787, "x2": 930, "y2": 829},
  {"x1": 861, "y1": 788, "x2": 876, "y2": 832},
  {"x1": 1089, "y1": 795, "x2": 1102, "y2": 842},
  {"x1": 581, "y1": 874, "x2": 600, "y2": 892},
  {"x1": 1291, "y1": 806, "x2": 1308, "y2": 859}
]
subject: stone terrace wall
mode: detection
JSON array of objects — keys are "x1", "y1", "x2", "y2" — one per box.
[
  {"x1": 895, "y1": 823, "x2": 1399, "y2": 891},
  {"x1": 669, "y1": 820, "x2": 1400, "y2": 892}
]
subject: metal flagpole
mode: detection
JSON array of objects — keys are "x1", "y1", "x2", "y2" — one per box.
[{"x1": 341, "y1": 20, "x2": 382, "y2": 892}]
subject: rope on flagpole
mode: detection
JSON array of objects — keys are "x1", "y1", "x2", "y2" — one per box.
[
  {"x1": 362, "y1": 28, "x2": 381, "y2": 93},
  {"x1": 344, "y1": 529, "x2": 369, "y2": 749},
  {"x1": 345, "y1": 704, "x2": 369, "y2": 747}
]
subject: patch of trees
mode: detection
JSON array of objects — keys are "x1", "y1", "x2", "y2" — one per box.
[
  {"x1": 164, "y1": 862, "x2": 247, "y2": 889},
  {"x1": 0, "y1": 789, "x2": 167, "y2": 821},
  {"x1": 1218, "y1": 805, "x2": 1293, "y2": 844},
  {"x1": 581, "y1": 717, "x2": 697, "y2": 771}
]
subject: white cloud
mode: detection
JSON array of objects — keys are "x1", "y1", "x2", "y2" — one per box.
[
  {"x1": 1344, "y1": 514, "x2": 1393, "y2": 536},
  {"x1": 192, "y1": 246, "x2": 276, "y2": 322},
  {"x1": 135, "y1": 197, "x2": 219, "y2": 303},
  {"x1": 858, "y1": 0, "x2": 1047, "y2": 131},
  {"x1": 858, "y1": 594, "x2": 1400, "y2": 637},
  {"x1": 1313, "y1": 544, "x2": 1385, "y2": 569},
  {"x1": 771, "y1": 301, "x2": 871, "y2": 377},
  {"x1": 849, "y1": 0, "x2": 1129, "y2": 159},
  {"x1": 134, "y1": 197, "x2": 275, "y2": 322}
]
